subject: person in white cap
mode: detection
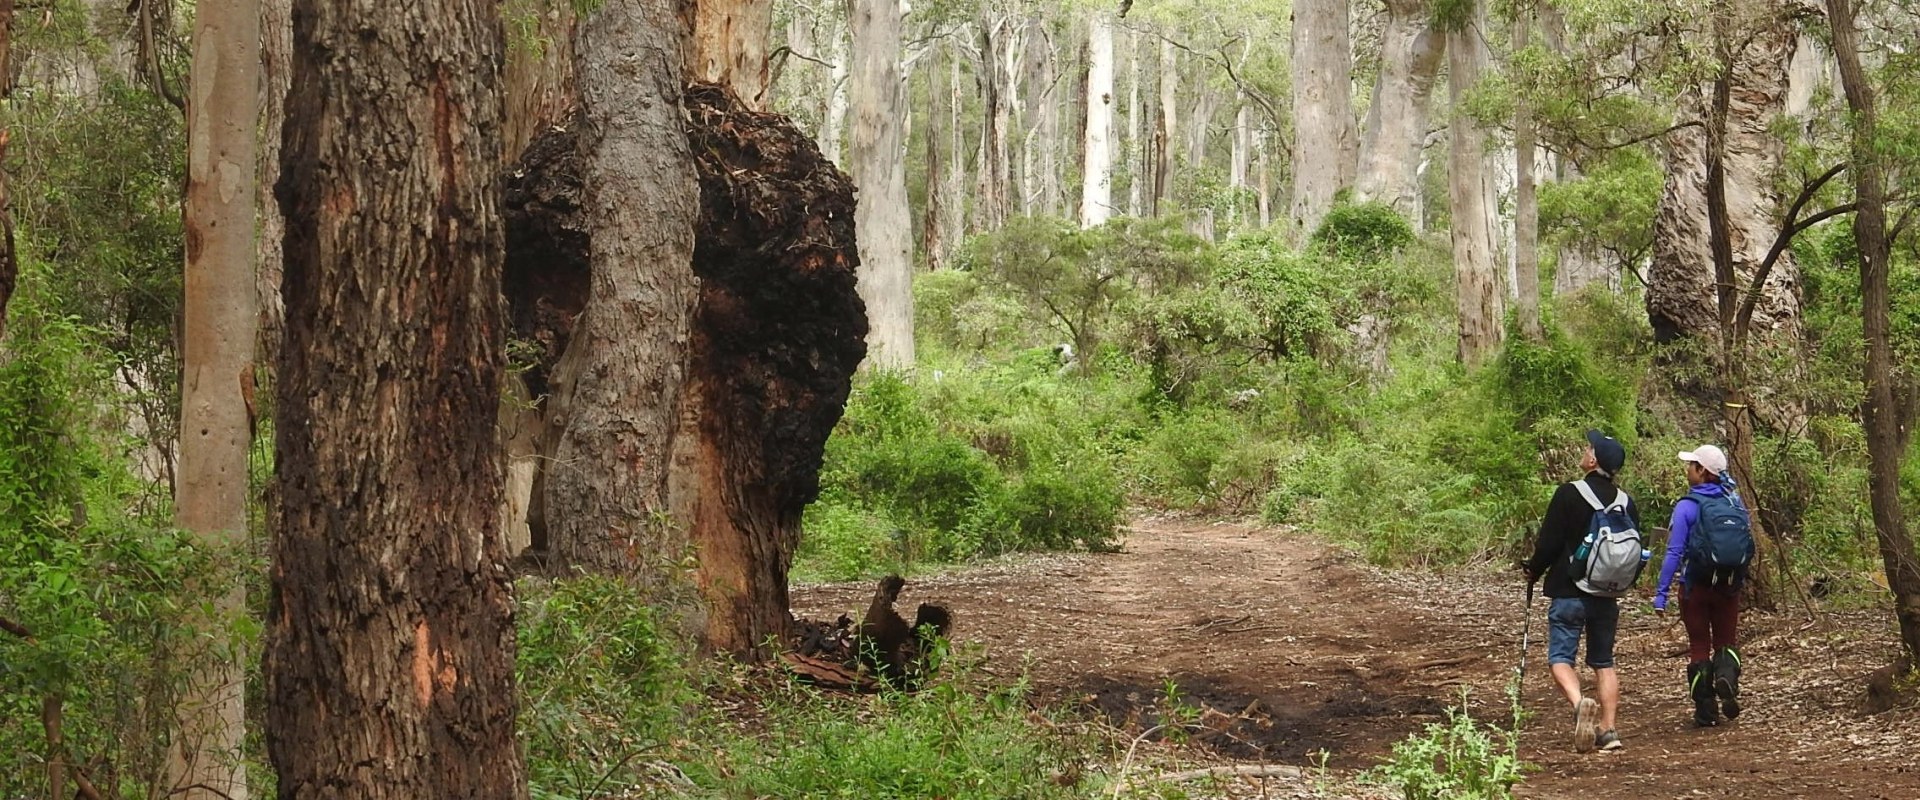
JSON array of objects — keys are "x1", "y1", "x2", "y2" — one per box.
[{"x1": 1655, "y1": 444, "x2": 1755, "y2": 727}]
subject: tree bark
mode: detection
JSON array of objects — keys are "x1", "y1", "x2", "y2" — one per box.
[
  {"x1": 1355, "y1": 0, "x2": 1442, "y2": 223},
  {"x1": 690, "y1": 0, "x2": 774, "y2": 109},
  {"x1": 1230, "y1": 102, "x2": 1250, "y2": 230},
  {"x1": 1125, "y1": 23, "x2": 1142, "y2": 218},
  {"x1": 1647, "y1": 9, "x2": 1802, "y2": 347},
  {"x1": 269, "y1": 0, "x2": 524, "y2": 794},
  {"x1": 502, "y1": 1, "x2": 578, "y2": 160},
  {"x1": 1081, "y1": 9, "x2": 1115, "y2": 228},
  {"x1": 820, "y1": 28, "x2": 850, "y2": 164},
  {"x1": 1447, "y1": 5, "x2": 1502, "y2": 366},
  {"x1": 922, "y1": 39, "x2": 952, "y2": 270},
  {"x1": 169, "y1": 1, "x2": 259, "y2": 797},
  {"x1": 1153, "y1": 35, "x2": 1175, "y2": 217},
  {"x1": 256, "y1": 0, "x2": 291, "y2": 367},
  {"x1": 1512, "y1": 7, "x2": 1542, "y2": 340},
  {"x1": 1288, "y1": 0, "x2": 1357, "y2": 237},
  {"x1": 681, "y1": 85, "x2": 868, "y2": 658},
  {"x1": 544, "y1": 0, "x2": 704, "y2": 584},
  {"x1": 1827, "y1": 0, "x2": 1920, "y2": 665},
  {"x1": 849, "y1": 0, "x2": 913, "y2": 368},
  {"x1": 974, "y1": 16, "x2": 1014, "y2": 230}
]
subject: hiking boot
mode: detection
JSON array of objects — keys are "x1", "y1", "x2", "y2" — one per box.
[
  {"x1": 1573, "y1": 697, "x2": 1599, "y2": 752},
  {"x1": 1595, "y1": 729, "x2": 1623, "y2": 751},
  {"x1": 1688, "y1": 661, "x2": 1719, "y2": 727},
  {"x1": 1713, "y1": 647, "x2": 1742, "y2": 720}
]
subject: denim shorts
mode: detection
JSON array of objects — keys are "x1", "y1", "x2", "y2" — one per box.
[{"x1": 1547, "y1": 595, "x2": 1620, "y2": 668}]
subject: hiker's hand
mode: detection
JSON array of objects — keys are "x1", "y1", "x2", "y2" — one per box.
[{"x1": 1652, "y1": 593, "x2": 1668, "y2": 612}]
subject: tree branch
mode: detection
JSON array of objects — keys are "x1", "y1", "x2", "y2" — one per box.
[
  {"x1": 0, "y1": 613, "x2": 30, "y2": 639},
  {"x1": 1736, "y1": 163, "x2": 1850, "y2": 341}
]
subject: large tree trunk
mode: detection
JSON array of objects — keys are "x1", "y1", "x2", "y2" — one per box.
[
  {"x1": 1080, "y1": 9, "x2": 1114, "y2": 227},
  {"x1": 820, "y1": 28, "x2": 850, "y2": 164},
  {"x1": 1125, "y1": 24, "x2": 1142, "y2": 218},
  {"x1": 681, "y1": 85, "x2": 868, "y2": 657},
  {"x1": 974, "y1": 16, "x2": 1014, "y2": 230},
  {"x1": 1512, "y1": 8, "x2": 1541, "y2": 340},
  {"x1": 256, "y1": 0, "x2": 291, "y2": 366},
  {"x1": 1648, "y1": 12, "x2": 1801, "y2": 347},
  {"x1": 1153, "y1": 36, "x2": 1175, "y2": 217},
  {"x1": 1355, "y1": 0, "x2": 1442, "y2": 222},
  {"x1": 690, "y1": 0, "x2": 774, "y2": 109},
  {"x1": 269, "y1": 0, "x2": 523, "y2": 794},
  {"x1": 169, "y1": 2, "x2": 259, "y2": 797},
  {"x1": 1229, "y1": 102, "x2": 1250, "y2": 230},
  {"x1": 922, "y1": 40, "x2": 953, "y2": 270},
  {"x1": 1827, "y1": 0, "x2": 1920, "y2": 667},
  {"x1": 1447, "y1": 5, "x2": 1502, "y2": 366},
  {"x1": 502, "y1": 2, "x2": 577, "y2": 159},
  {"x1": 849, "y1": 0, "x2": 913, "y2": 369},
  {"x1": 1288, "y1": 0, "x2": 1356, "y2": 237},
  {"x1": 544, "y1": 0, "x2": 703, "y2": 584},
  {"x1": 1020, "y1": 16, "x2": 1057, "y2": 217}
]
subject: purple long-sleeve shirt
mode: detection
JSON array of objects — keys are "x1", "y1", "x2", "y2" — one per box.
[{"x1": 1655, "y1": 482, "x2": 1732, "y2": 607}]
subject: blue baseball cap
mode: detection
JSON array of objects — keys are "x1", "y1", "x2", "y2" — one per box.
[{"x1": 1586, "y1": 429, "x2": 1626, "y2": 475}]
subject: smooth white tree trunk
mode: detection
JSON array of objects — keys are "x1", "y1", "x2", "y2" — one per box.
[
  {"x1": 1126, "y1": 25, "x2": 1142, "y2": 217},
  {"x1": 1230, "y1": 102, "x2": 1250, "y2": 229},
  {"x1": 1355, "y1": 0, "x2": 1443, "y2": 221},
  {"x1": 1288, "y1": 0, "x2": 1357, "y2": 236},
  {"x1": 169, "y1": 1, "x2": 260, "y2": 797},
  {"x1": 820, "y1": 28, "x2": 850, "y2": 165},
  {"x1": 850, "y1": 0, "x2": 914, "y2": 368},
  {"x1": 1080, "y1": 9, "x2": 1115, "y2": 228},
  {"x1": 1447, "y1": 9, "x2": 1502, "y2": 366}
]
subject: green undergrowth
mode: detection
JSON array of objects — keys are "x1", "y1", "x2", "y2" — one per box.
[
  {"x1": 1367, "y1": 689, "x2": 1530, "y2": 800},
  {"x1": 516, "y1": 577, "x2": 1127, "y2": 800}
]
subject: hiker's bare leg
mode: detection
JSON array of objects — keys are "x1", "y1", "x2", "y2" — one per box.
[
  {"x1": 1595, "y1": 667, "x2": 1619, "y2": 729},
  {"x1": 1551, "y1": 663, "x2": 1583, "y2": 708}
]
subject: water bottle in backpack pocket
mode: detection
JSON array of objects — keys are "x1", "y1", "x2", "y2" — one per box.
[
  {"x1": 1684, "y1": 489, "x2": 1754, "y2": 586},
  {"x1": 1566, "y1": 482, "x2": 1646, "y2": 598}
]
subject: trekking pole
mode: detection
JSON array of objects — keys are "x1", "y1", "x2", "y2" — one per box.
[{"x1": 1518, "y1": 580, "x2": 1536, "y2": 694}]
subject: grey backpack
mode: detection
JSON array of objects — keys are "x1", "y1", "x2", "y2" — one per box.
[{"x1": 1566, "y1": 482, "x2": 1646, "y2": 598}]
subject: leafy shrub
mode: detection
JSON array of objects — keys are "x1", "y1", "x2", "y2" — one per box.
[
  {"x1": 1368, "y1": 693, "x2": 1527, "y2": 800},
  {"x1": 0, "y1": 305, "x2": 203, "y2": 798},
  {"x1": 517, "y1": 576, "x2": 692, "y2": 798},
  {"x1": 802, "y1": 370, "x2": 1127, "y2": 579},
  {"x1": 1311, "y1": 200, "x2": 1417, "y2": 263}
]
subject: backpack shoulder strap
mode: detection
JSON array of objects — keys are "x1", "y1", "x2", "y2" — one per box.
[
  {"x1": 1611, "y1": 490, "x2": 1629, "y2": 511},
  {"x1": 1571, "y1": 480, "x2": 1606, "y2": 511}
]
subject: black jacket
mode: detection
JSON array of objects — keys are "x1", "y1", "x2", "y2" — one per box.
[{"x1": 1526, "y1": 472, "x2": 1644, "y2": 599}]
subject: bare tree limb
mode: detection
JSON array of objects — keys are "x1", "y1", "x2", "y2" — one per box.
[{"x1": 0, "y1": 613, "x2": 29, "y2": 639}]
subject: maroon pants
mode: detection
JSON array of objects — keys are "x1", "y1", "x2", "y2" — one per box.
[{"x1": 1681, "y1": 583, "x2": 1740, "y2": 662}]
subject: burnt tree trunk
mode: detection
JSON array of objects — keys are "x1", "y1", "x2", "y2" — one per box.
[
  {"x1": 681, "y1": 84, "x2": 867, "y2": 657},
  {"x1": 500, "y1": 89, "x2": 866, "y2": 658},
  {"x1": 269, "y1": 0, "x2": 525, "y2": 796}
]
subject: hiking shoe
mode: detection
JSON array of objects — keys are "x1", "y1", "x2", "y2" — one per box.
[
  {"x1": 1595, "y1": 729, "x2": 1624, "y2": 751},
  {"x1": 1573, "y1": 698, "x2": 1598, "y2": 753},
  {"x1": 1689, "y1": 660, "x2": 1720, "y2": 727},
  {"x1": 1713, "y1": 648, "x2": 1743, "y2": 720}
]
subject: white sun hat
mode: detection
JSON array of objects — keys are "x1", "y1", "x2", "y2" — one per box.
[{"x1": 1678, "y1": 444, "x2": 1729, "y2": 474}]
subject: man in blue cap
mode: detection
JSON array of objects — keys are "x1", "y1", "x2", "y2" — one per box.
[{"x1": 1524, "y1": 429, "x2": 1642, "y2": 753}]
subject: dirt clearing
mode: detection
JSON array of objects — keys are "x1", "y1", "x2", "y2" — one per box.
[{"x1": 792, "y1": 518, "x2": 1920, "y2": 799}]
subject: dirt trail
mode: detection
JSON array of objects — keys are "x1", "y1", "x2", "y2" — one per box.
[{"x1": 792, "y1": 518, "x2": 1920, "y2": 799}]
